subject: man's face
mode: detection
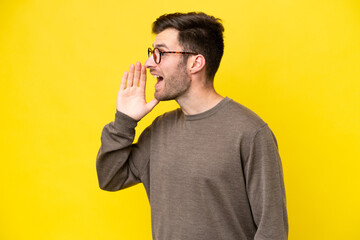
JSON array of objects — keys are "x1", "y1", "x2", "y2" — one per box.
[{"x1": 145, "y1": 28, "x2": 191, "y2": 101}]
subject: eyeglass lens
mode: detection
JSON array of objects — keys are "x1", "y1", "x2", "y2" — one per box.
[{"x1": 148, "y1": 48, "x2": 160, "y2": 64}]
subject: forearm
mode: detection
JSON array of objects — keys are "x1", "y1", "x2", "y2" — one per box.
[{"x1": 96, "y1": 111, "x2": 140, "y2": 191}]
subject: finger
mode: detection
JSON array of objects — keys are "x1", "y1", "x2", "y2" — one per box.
[
  {"x1": 127, "y1": 64, "x2": 135, "y2": 87},
  {"x1": 139, "y1": 65, "x2": 147, "y2": 90},
  {"x1": 120, "y1": 71, "x2": 128, "y2": 89},
  {"x1": 133, "y1": 62, "x2": 141, "y2": 87}
]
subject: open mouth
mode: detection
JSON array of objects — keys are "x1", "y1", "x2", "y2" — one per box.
[
  {"x1": 152, "y1": 74, "x2": 163, "y2": 81},
  {"x1": 152, "y1": 74, "x2": 164, "y2": 90}
]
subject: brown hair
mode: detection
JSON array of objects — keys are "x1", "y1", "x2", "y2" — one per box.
[{"x1": 152, "y1": 12, "x2": 224, "y2": 81}]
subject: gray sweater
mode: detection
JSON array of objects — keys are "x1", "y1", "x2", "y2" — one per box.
[{"x1": 97, "y1": 97, "x2": 288, "y2": 240}]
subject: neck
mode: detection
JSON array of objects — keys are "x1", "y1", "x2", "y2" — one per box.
[{"x1": 176, "y1": 82, "x2": 224, "y2": 115}]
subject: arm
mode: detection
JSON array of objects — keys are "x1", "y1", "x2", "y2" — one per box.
[
  {"x1": 96, "y1": 62, "x2": 158, "y2": 191},
  {"x1": 244, "y1": 125, "x2": 288, "y2": 240}
]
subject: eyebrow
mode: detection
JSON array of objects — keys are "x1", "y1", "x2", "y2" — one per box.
[{"x1": 153, "y1": 43, "x2": 169, "y2": 49}]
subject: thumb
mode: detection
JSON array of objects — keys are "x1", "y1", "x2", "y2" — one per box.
[{"x1": 146, "y1": 98, "x2": 159, "y2": 112}]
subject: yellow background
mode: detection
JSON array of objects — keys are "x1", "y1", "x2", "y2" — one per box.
[{"x1": 1, "y1": 0, "x2": 359, "y2": 239}]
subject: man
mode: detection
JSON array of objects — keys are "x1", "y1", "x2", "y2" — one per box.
[{"x1": 97, "y1": 12, "x2": 288, "y2": 240}]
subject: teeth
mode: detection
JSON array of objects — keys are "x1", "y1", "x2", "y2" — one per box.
[{"x1": 153, "y1": 75, "x2": 159, "y2": 78}]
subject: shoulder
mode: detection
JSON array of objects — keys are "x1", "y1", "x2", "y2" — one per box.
[
  {"x1": 219, "y1": 98, "x2": 267, "y2": 133},
  {"x1": 151, "y1": 108, "x2": 183, "y2": 128}
]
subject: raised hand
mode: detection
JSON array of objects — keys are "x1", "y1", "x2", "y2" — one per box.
[{"x1": 116, "y1": 62, "x2": 159, "y2": 121}]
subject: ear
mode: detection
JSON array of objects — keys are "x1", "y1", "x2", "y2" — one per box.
[{"x1": 188, "y1": 54, "x2": 206, "y2": 74}]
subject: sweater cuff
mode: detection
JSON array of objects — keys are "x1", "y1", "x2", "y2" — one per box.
[{"x1": 114, "y1": 111, "x2": 138, "y2": 130}]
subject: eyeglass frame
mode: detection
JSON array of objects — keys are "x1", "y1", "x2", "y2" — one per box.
[{"x1": 148, "y1": 47, "x2": 198, "y2": 64}]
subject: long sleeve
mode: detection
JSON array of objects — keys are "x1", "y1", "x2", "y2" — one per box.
[
  {"x1": 244, "y1": 124, "x2": 288, "y2": 240},
  {"x1": 96, "y1": 111, "x2": 151, "y2": 192}
]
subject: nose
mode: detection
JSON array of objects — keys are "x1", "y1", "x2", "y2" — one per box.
[{"x1": 144, "y1": 54, "x2": 156, "y2": 69}]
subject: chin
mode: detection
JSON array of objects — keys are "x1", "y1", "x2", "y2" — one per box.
[
  {"x1": 154, "y1": 95, "x2": 171, "y2": 102},
  {"x1": 154, "y1": 92, "x2": 176, "y2": 102}
]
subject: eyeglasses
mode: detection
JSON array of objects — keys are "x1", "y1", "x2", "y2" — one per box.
[{"x1": 148, "y1": 47, "x2": 198, "y2": 64}]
